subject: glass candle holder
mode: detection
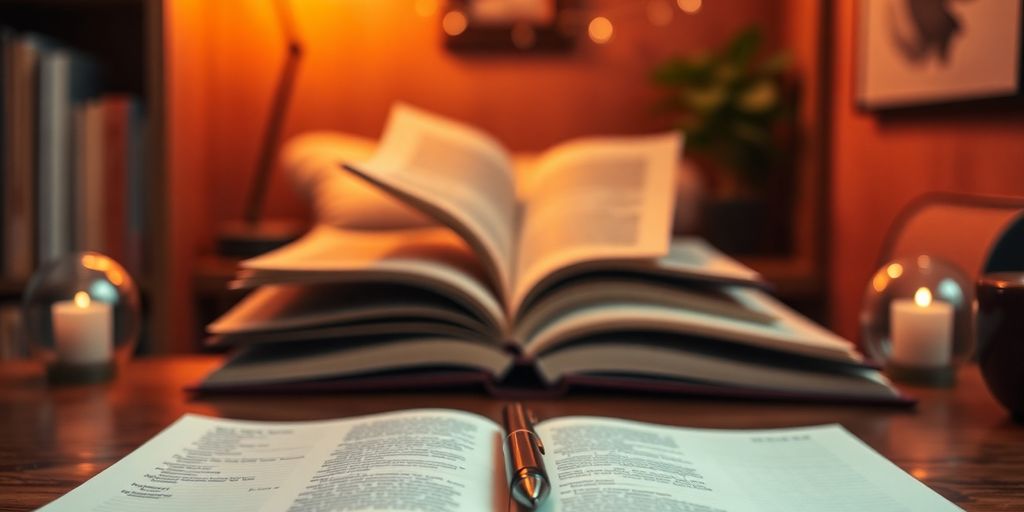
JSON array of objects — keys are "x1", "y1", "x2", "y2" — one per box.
[
  {"x1": 860, "y1": 255, "x2": 973, "y2": 386},
  {"x1": 22, "y1": 252, "x2": 141, "y2": 384}
]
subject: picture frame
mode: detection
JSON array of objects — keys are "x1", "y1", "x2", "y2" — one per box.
[
  {"x1": 856, "y1": 0, "x2": 1024, "y2": 110},
  {"x1": 443, "y1": 0, "x2": 578, "y2": 54}
]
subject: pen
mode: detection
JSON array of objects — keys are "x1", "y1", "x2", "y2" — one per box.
[{"x1": 503, "y1": 402, "x2": 550, "y2": 509}]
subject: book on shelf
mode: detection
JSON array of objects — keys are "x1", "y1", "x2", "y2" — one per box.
[
  {"x1": 0, "y1": 28, "x2": 146, "y2": 281},
  {"x1": 74, "y1": 94, "x2": 143, "y2": 265},
  {"x1": 37, "y1": 42, "x2": 98, "y2": 264},
  {"x1": 1, "y1": 30, "x2": 39, "y2": 280},
  {"x1": 41, "y1": 409, "x2": 962, "y2": 511},
  {"x1": 200, "y1": 103, "x2": 903, "y2": 404}
]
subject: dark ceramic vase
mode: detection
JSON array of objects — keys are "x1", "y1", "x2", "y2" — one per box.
[{"x1": 976, "y1": 273, "x2": 1024, "y2": 423}]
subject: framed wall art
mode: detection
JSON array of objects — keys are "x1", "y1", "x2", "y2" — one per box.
[
  {"x1": 856, "y1": 0, "x2": 1023, "y2": 109},
  {"x1": 443, "y1": 0, "x2": 579, "y2": 53}
]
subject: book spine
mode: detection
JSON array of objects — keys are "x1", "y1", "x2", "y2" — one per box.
[
  {"x1": 37, "y1": 49, "x2": 73, "y2": 265},
  {"x1": 124, "y1": 99, "x2": 144, "y2": 277},
  {"x1": 101, "y1": 96, "x2": 131, "y2": 263},
  {"x1": 2, "y1": 35, "x2": 38, "y2": 280},
  {"x1": 0, "y1": 31, "x2": 9, "y2": 276},
  {"x1": 37, "y1": 46, "x2": 98, "y2": 266},
  {"x1": 74, "y1": 99, "x2": 105, "y2": 252}
]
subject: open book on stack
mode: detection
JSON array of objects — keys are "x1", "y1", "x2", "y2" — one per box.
[{"x1": 200, "y1": 104, "x2": 904, "y2": 404}]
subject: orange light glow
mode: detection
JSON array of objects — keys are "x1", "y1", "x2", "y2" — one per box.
[
  {"x1": 80, "y1": 252, "x2": 125, "y2": 286},
  {"x1": 588, "y1": 16, "x2": 613, "y2": 44},
  {"x1": 414, "y1": 0, "x2": 440, "y2": 18},
  {"x1": 914, "y1": 287, "x2": 932, "y2": 308},
  {"x1": 886, "y1": 263, "x2": 903, "y2": 279},
  {"x1": 872, "y1": 273, "x2": 889, "y2": 293},
  {"x1": 675, "y1": 0, "x2": 700, "y2": 13},
  {"x1": 677, "y1": 0, "x2": 702, "y2": 13},
  {"x1": 81, "y1": 253, "x2": 100, "y2": 270},
  {"x1": 74, "y1": 291, "x2": 91, "y2": 308},
  {"x1": 442, "y1": 10, "x2": 468, "y2": 36},
  {"x1": 107, "y1": 268, "x2": 125, "y2": 286}
]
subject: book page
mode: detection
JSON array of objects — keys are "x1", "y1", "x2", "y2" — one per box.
[
  {"x1": 515, "y1": 278, "x2": 775, "y2": 343},
  {"x1": 344, "y1": 104, "x2": 517, "y2": 303},
  {"x1": 42, "y1": 410, "x2": 505, "y2": 512},
  {"x1": 534, "y1": 417, "x2": 962, "y2": 512},
  {"x1": 200, "y1": 337, "x2": 515, "y2": 389},
  {"x1": 535, "y1": 341, "x2": 897, "y2": 400},
  {"x1": 234, "y1": 224, "x2": 507, "y2": 335},
  {"x1": 512, "y1": 133, "x2": 681, "y2": 312},
  {"x1": 207, "y1": 283, "x2": 494, "y2": 341},
  {"x1": 265, "y1": 409, "x2": 506, "y2": 511},
  {"x1": 522, "y1": 286, "x2": 860, "y2": 362},
  {"x1": 632, "y1": 237, "x2": 765, "y2": 286}
]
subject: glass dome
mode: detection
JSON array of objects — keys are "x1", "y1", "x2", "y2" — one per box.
[
  {"x1": 22, "y1": 252, "x2": 141, "y2": 383},
  {"x1": 860, "y1": 255, "x2": 973, "y2": 385}
]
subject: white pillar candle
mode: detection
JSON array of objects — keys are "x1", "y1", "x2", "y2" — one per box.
[
  {"x1": 51, "y1": 291, "x2": 113, "y2": 365},
  {"x1": 890, "y1": 287, "x2": 953, "y2": 367}
]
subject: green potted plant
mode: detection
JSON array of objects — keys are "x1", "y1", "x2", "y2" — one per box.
[{"x1": 652, "y1": 27, "x2": 792, "y2": 254}]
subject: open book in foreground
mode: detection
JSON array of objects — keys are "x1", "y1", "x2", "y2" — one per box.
[
  {"x1": 41, "y1": 410, "x2": 962, "y2": 512},
  {"x1": 200, "y1": 103, "x2": 903, "y2": 404}
]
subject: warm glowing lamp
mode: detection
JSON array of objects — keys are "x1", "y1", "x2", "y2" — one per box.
[{"x1": 218, "y1": 0, "x2": 306, "y2": 257}]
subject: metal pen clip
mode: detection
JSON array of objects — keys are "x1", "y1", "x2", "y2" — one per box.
[{"x1": 502, "y1": 402, "x2": 550, "y2": 509}]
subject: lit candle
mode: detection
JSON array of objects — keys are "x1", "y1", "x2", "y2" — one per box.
[
  {"x1": 889, "y1": 287, "x2": 953, "y2": 367},
  {"x1": 51, "y1": 291, "x2": 113, "y2": 365}
]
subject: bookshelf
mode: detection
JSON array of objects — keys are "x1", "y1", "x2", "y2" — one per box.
[{"x1": 0, "y1": 0, "x2": 168, "y2": 353}]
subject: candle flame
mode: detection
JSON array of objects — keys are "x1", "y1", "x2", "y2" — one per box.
[
  {"x1": 914, "y1": 287, "x2": 932, "y2": 307},
  {"x1": 74, "y1": 291, "x2": 91, "y2": 308}
]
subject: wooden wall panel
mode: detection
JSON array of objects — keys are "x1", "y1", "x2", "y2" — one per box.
[{"x1": 164, "y1": 0, "x2": 212, "y2": 352}]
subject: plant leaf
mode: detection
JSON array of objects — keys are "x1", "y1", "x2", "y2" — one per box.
[
  {"x1": 736, "y1": 80, "x2": 778, "y2": 113},
  {"x1": 724, "y1": 27, "x2": 761, "y2": 68},
  {"x1": 758, "y1": 51, "x2": 792, "y2": 75}
]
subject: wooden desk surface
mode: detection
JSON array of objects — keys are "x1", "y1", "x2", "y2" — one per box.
[{"x1": 1, "y1": 356, "x2": 1022, "y2": 511}]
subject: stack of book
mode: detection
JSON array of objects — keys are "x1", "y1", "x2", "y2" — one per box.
[
  {"x1": 199, "y1": 104, "x2": 905, "y2": 404},
  {"x1": 0, "y1": 29, "x2": 146, "y2": 283}
]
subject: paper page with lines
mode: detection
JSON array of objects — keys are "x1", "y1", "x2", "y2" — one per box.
[
  {"x1": 40, "y1": 411, "x2": 504, "y2": 512},
  {"x1": 511, "y1": 132, "x2": 681, "y2": 311},
  {"x1": 533, "y1": 417, "x2": 962, "y2": 512}
]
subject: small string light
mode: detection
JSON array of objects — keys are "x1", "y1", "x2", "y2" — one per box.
[
  {"x1": 442, "y1": 9, "x2": 468, "y2": 36},
  {"x1": 588, "y1": 16, "x2": 614, "y2": 44},
  {"x1": 436, "y1": 0, "x2": 703, "y2": 47},
  {"x1": 677, "y1": 0, "x2": 702, "y2": 14}
]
